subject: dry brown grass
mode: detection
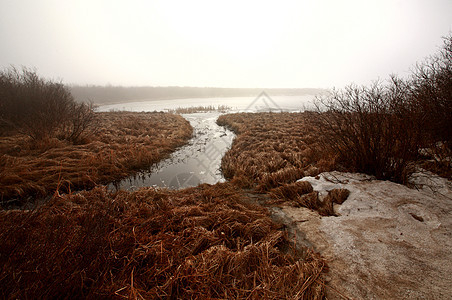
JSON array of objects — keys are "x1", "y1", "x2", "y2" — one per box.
[
  {"x1": 0, "y1": 183, "x2": 326, "y2": 299},
  {"x1": 267, "y1": 182, "x2": 349, "y2": 216},
  {"x1": 218, "y1": 112, "x2": 334, "y2": 192},
  {"x1": 167, "y1": 105, "x2": 231, "y2": 114},
  {"x1": 419, "y1": 142, "x2": 452, "y2": 180},
  {"x1": 268, "y1": 181, "x2": 314, "y2": 201},
  {"x1": 0, "y1": 112, "x2": 192, "y2": 202},
  {"x1": 326, "y1": 188, "x2": 350, "y2": 205},
  {"x1": 217, "y1": 112, "x2": 352, "y2": 215}
]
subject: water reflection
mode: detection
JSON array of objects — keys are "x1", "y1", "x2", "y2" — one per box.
[{"x1": 109, "y1": 112, "x2": 234, "y2": 191}]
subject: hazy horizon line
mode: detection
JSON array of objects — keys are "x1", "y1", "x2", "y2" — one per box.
[{"x1": 67, "y1": 84, "x2": 328, "y2": 90}]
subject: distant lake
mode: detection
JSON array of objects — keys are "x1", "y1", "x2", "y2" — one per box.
[{"x1": 96, "y1": 95, "x2": 317, "y2": 113}]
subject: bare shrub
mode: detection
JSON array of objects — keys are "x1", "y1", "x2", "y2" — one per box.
[
  {"x1": 0, "y1": 67, "x2": 95, "y2": 143},
  {"x1": 60, "y1": 101, "x2": 97, "y2": 144},
  {"x1": 313, "y1": 79, "x2": 422, "y2": 184},
  {"x1": 313, "y1": 34, "x2": 451, "y2": 183},
  {"x1": 411, "y1": 35, "x2": 452, "y2": 144}
]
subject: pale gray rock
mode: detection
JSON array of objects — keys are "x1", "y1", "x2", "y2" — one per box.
[{"x1": 276, "y1": 172, "x2": 452, "y2": 299}]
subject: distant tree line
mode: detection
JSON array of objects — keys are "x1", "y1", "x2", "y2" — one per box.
[{"x1": 70, "y1": 85, "x2": 325, "y2": 104}]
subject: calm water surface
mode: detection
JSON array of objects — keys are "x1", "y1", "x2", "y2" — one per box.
[
  {"x1": 109, "y1": 112, "x2": 234, "y2": 190},
  {"x1": 99, "y1": 95, "x2": 316, "y2": 190}
]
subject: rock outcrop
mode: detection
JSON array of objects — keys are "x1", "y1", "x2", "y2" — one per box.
[{"x1": 274, "y1": 171, "x2": 452, "y2": 299}]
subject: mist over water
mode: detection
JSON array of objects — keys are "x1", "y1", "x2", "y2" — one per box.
[{"x1": 96, "y1": 95, "x2": 317, "y2": 113}]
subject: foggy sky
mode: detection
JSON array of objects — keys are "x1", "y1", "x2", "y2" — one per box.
[{"x1": 1, "y1": 0, "x2": 451, "y2": 89}]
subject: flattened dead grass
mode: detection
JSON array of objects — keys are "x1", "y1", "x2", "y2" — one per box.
[
  {"x1": 217, "y1": 112, "x2": 347, "y2": 215},
  {"x1": 268, "y1": 182, "x2": 346, "y2": 216},
  {"x1": 0, "y1": 183, "x2": 326, "y2": 299},
  {"x1": 218, "y1": 112, "x2": 334, "y2": 191},
  {"x1": 0, "y1": 112, "x2": 192, "y2": 202}
]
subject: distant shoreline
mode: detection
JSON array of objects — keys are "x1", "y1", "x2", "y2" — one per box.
[
  {"x1": 70, "y1": 85, "x2": 327, "y2": 105},
  {"x1": 91, "y1": 94, "x2": 320, "y2": 106}
]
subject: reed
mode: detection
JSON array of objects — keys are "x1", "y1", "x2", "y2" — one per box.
[
  {"x1": 167, "y1": 105, "x2": 231, "y2": 114},
  {"x1": 217, "y1": 112, "x2": 354, "y2": 215}
]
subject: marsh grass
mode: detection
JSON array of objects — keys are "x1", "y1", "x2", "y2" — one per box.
[
  {"x1": 0, "y1": 183, "x2": 326, "y2": 299},
  {"x1": 0, "y1": 112, "x2": 192, "y2": 203},
  {"x1": 269, "y1": 181, "x2": 313, "y2": 200},
  {"x1": 218, "y1": 112, "x2": 332, "y2": 192},
  {"x1": 217, "y1": 112, "x2": 356, "y2": 215},
  {"x1": 167, "y1": 105, "x2": 231, "y2": 114}
]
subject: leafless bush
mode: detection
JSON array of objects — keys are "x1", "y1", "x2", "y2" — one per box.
[
  {"x1": 60, "y1": 101, "x2": 97, "y2": 144},
  {"x1": 0, "y1": 67, "x2": 96, "y2": 143},
  {"x1": 313, "y1": 35, "x2": 452, "y2": 183},
  {"x1": 314, "y1": 79, "x2": 422, "y2": 184},
  {"x1": 411, "y1": 35, "x2": 452, "y2": 144}
]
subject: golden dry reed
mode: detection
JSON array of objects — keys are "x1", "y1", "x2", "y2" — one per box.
[
  {"x1": 166, "y1": 105, "x2": 231, "y2": 114},
  {"x1": 217, "y1": 112, "x2": 335, "y2": 191},
  {"x1": 217, "y1": 112, "x2": 345, "y2": 215},
  {"x1": 0, "y1": 112, "x2": 192, "y2": 202},
  {"x1": 0, "y1": 183, "x2": 326, "y2": 299}
]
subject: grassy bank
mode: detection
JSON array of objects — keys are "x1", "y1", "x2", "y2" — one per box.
[
  {"x1": 217, "y1": 112, "x2": 333, "y2": 191},
  {"x1": 217, "y1": 112, "x2": 350, "y2": 216},
  {"x1": 0, "y1": 112, "x2": 192, "y2": 203},
  {"x1": 0, "y1": 183, "x2": 326, "y2": 299}
]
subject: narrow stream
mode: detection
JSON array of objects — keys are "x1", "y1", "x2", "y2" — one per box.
[{"x1": 110, "y1": 112, "x2": 235, "y2": 191}]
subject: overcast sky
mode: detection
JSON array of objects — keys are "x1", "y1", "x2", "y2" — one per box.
[{"x1": 1, "y1": 0, "x2": 451, "y2": 89}]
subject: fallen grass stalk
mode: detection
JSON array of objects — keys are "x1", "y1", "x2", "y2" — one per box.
[{"x1": 268, "y1": 183, "x2": 349, "y2": 216}]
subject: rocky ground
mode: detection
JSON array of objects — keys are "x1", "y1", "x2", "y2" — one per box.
[{"x1": 271, "y1": 171, "x2": 452, "y2": 299}]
